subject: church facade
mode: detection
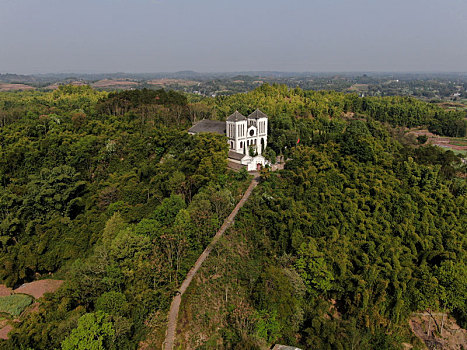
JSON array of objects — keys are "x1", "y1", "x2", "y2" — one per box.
[
  {"x1": 226, "y1": 109, "x2": 268, "y2": 156},
  {"x1": 188, "y1": 109, "x2": 269, "y2": 171}
]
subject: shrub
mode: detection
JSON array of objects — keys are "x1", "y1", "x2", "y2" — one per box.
[
  {"x1": 61, "y1": 311, "x2": 115, "y2": 350},
  {"x1": 236, "y1": 167, "x2": 249, "y2": 181},
  {"x1": 417, "y1": 135, "x2": 428, "y2": 144},
  {"x1": 96, "y1": 291, "x2": 128, "y2": 316}
]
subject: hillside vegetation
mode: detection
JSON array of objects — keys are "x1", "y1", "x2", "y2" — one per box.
[{"x1": 0, "y1": 84, "x2": 465, "y2": 349}]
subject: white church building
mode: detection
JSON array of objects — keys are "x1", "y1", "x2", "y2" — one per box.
[{"x1": 188, "y1": 109, "x2": 269, "y2": 171}]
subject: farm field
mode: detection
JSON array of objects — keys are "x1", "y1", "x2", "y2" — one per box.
[
  {"x1": 408, "y1": 129, "x2": 467, "y2": 155},
  {"x1": 147, "y1": 78, "x2": 198, "y2": 87},
  {"x1": 0, "y1": 83, "x2": 34, "y2": 92},
  {"x1": 0, "y1": 280, "x2": 63, "y2": 340},
  {"x1": 437, "y1": 101, "x2": 467, "y2": 111},
  {"x1": 0, "y1": 295, "x2": 33, "y2": 317},
  {"x1": 91, "y1": 79, "x2": 139, "y2": 89},
  {"x1": 44, "y1": 81, "x2": 87, "y2": 90}
]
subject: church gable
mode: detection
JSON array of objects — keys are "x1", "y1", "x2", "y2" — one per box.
[
  {"x1": 247, "y1": 125, "x2": 257, "y2": 137},
  {"x1": 247, "y1": 109, "x2": 268, "y2": 120},
  {"x1": 226, "y1": 110, "x2": 246, "y2": 122}
]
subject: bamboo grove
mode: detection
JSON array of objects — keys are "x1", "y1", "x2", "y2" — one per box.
[{"x1": 0, "y1": 84, "x2": 465, "y2": 349}]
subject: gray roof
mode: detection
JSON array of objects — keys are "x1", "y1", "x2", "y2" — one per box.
[
  {"x1": 227, "y1": 160, "x2": 246, "y2": 170},
  {"x1": 228, "y1": 150, "x2": 246, "y2": 161},
  {"x1": 188, "y1": 120, "x2": 226, "y2": 135},
  {"x1": 248, "y1": 109, "x2": 268, "y2": 120},
  {"x1": 226, "y1": 111, "x2": 247, "y2": 122},
  {"x1": 271, "y1": 346, "x2": 303, "y2": 350}
]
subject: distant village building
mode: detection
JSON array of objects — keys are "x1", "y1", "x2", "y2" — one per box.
[{"x1": 188, "y1": 109, "x2": 269, "y2": 171}]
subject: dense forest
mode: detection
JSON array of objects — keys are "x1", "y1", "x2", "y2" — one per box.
[
  {"x1": 177, "y1": 131, "x2": 466, "y2": 349},
  {"x1": 0, "y1": 84, "x2": 465, "y2": 349}
]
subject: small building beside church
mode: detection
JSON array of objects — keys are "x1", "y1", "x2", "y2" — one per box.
[{"x1": 188, "y1": 109, "x2": 269, "y2": 171}]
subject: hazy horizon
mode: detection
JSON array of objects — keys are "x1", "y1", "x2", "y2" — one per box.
[
  {"x1": 1, "y1": 0, "x2": 467, "y2": 74},
  {"x1": 3, "y1": 70, "x2": 467, "y2": 76}
]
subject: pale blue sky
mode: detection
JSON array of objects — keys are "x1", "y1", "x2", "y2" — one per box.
[{"x1": 1, "y1": 0, "x2": 466, "y2": 73}]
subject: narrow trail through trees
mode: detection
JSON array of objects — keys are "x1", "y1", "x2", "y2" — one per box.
[{"x1": 162, "y1": 175, "x2": 260, "y2": 350}]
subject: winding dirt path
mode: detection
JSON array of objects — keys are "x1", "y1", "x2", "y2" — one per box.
[{"x1": 162, "y1": 176, "x2": 260, "y2": 350}]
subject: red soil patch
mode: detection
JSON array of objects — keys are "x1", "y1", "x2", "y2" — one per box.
[
  {"x1": 0, "y1": 325, "x2": 13, "y2": 340},
  {"x1": 27, "y1": 302, "x2": 40, "y2": 314},
  {"x1": 0, "y1": 285, "x2": 13, "y2": 297},
  {"x1": 342, "y1": 112, "x2": 356, "y2": 119},
  {"x1": 410, "y1": 313, "x2": 467, "y2": 350},
  {"x1": 0, "y1": 83, "x2": 35, "y2": 92},
  {"x1": 14, "y1": 280, "x2": 63, "y2": 299},
  {"x1": 92, "y1": 79, "x2": 139, "y2": 88}
]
